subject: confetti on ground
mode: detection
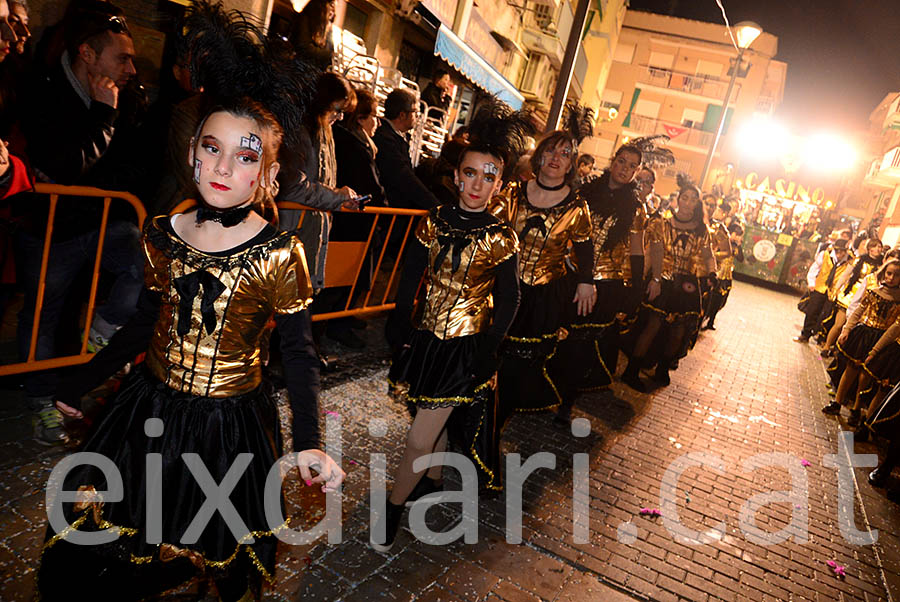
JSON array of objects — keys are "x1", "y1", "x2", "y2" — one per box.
[
  {"x1": 325, "y1": 411, "x2": 340, "y2": 417},
  {"x1": 348, "y1": 459, "x2": 358, "y2": 465},
  {"x1": 801, "y1": 459, "x2": 811, "y2": 467},
  {"x1": 639, "y1": 508, "x2": 662, "y2": 517},
  {"x1": 825, "y1": 560, "x2": 846, "y2": 578}
]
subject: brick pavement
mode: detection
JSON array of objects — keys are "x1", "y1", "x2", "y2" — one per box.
[{"x1": 2, "y1": 280, "x2": 900, "y2": 601}]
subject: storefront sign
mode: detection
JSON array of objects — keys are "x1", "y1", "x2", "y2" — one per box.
[{"x1": 740, "y1": 172, "x2": 832, "y2": 206}]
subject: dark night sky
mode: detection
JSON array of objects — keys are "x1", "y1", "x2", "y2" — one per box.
[{"x1": 626, "y1": 0, "x2": 900, "y2": 135}]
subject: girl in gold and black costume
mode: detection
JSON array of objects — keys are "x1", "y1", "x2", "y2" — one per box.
[
  {"x1": 621, "y1": 174, "x2": 715, "y2": 392},
  {"x1": 375, "y1": 100, "x2": 532, "y2": 552},
  {"x1": 702, "y1": 216, "x2": 743, "y2": 331},
  {"x1": 819, "y1": 238, "x2": 882, "y2": 355},
  {"x1": 823, "y1": 259, "x2": 900, "y2": 423},
  {"x1": 38, "y1": 9, "x2": 343, "y2": 601},
  {"x1": 492, "y1": 107, "x2": 595, "y2": 421}
]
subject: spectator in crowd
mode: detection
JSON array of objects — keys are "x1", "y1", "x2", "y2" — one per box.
[
  {"x1": 796, "y1": 238, "x2": 851, "y2": 344},
  {"x1": 373, "y1": 88, "x2": 439, "y2": 210},
  {"x1": 421, "y1": 69, "x2": 452, "y2": 119},
  {"x1": 7, "y1": 0, "x2": 27, "y2": 55},
  {"x1": 574, "y1": 153, "x2": 594, "y2": 186},
  {"x1": 16, "y1": 3, "x2": 146, "y2": 444},
  {"x1": 289, "y1": 0, "x2": 335, "y2": 72},
  {"x1": 329, "y1": 87, "x2": 386, "y2": 348},
  {"x1": 634, "y1": 165, "x2": 657, "y2": 215},
  {"x1": 278, "y1": 71, "x2": 357, "y2": 290}
]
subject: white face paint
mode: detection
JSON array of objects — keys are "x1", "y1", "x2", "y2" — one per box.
[
  {"x1": 193, "y1": 159, "x2": 202, "y2": 184},
  {"x1": 483, "y1": 162, "x2": 499, "y2": 176}
]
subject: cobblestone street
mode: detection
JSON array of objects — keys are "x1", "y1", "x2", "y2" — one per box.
[{"x1": 3, "y1": 280, "x2": 900, "y2": 601}]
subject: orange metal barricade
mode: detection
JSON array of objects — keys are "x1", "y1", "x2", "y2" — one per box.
[
  {"x1": 0, "y1": 184, "x2": 147, "y2": 376},
  {"x1": 0, "y1": 193, "x2": 426, "y2": 376},
  {"x1": 170, "y1": 199, "x2": 428, "y2": 321}
]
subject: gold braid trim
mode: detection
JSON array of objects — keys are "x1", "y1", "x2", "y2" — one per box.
[
  {"x1": 467, "y1": 387, "x2": 502, "y2": 491},
  {"x1": 640, "y1": 301, "x2": 700, "y2": 323},
  {"x1": 862, "y1": 362, "x2": 895, "y2": 389},
  {"x1": 567, "y1": 319, "x2": 616, "y2": 330},
  {"x1": 42, "y1": 506, "x2": 290, "y2": 585},
  {"x1": 514, "y1": 339, "x2": 563, "y2": 413}
]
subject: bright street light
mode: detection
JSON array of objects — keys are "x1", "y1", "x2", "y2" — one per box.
[
  {"x1": 734, "y1": 22, "x2": 763, "y2": 49},
  {"x1": 803, "y1": 133, "x2": 858, "y2": 171},
  {"x1": 738, "y1": 115, "x2": 790, "y2": 160}
]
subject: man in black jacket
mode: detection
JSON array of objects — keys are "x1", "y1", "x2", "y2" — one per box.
[
  {"x1": 16, "y1": 5, "x2": 146, "y2": 444},
  {"x1": 372, "y1": 88, "x2": 439, "y2": 210}
]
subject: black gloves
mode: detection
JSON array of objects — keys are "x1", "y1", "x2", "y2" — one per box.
[
  {"x1": 385, "y1": 308, "x2": 414, "y2": 353},
  {"x1": 470, "y1": 334, "x2": 503, "y2": 386}
]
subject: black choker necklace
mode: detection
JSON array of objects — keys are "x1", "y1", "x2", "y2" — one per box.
[
  {"x1": 535, "y1": 178, "x2": 567, "y2": 191},
  {"x1": 673, "y1": 212, "x2": 696, "y2": 224},
  {"x1": 195, "y1": 204, "x2": 253, "y2": 228}
]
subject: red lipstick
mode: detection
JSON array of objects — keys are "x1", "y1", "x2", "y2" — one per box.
[{"x1": 210, "y1": 183, "x2": 231, "y2": 191}]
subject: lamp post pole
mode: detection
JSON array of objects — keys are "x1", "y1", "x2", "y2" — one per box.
[
  {"x1": 699, "y1": 46, "x2": 745, "y2": 190},
  {"x1": 544, "y1": 0, "x2": 591, "y2": 133}
]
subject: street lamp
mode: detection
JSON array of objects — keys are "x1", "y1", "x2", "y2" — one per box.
[{"x1": 699, "y1": 21, "x2": 763, "y2": 189}]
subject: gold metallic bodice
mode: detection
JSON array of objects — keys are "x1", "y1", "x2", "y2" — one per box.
[
  {"x1": 827, "y1": 262, "x2": 853, "y2": 300},
  {"x1": 835, "y1": 260, "x2": 877, "y2": 308},
  {"x1": 646, "y1": 217, "x2": 711, "y2": 279},
  {"x1": 416, "y1": 211, "x2": 518, "y2": 339},
  {"x1": 590, "y1": 207, "x2": 646, "y2": 281},
  {"x1": 142, "y1": 216, "x2": 313, "y2": 397},
  {"x1": 709, "y1": 222, "x2": 732, "y2": 279},
  {"x1": 858, "y1": 288, "x2": 900, "y2": 330},
  {"x1": 490, "y1": 183, "x2": 591, "y2": 286}
]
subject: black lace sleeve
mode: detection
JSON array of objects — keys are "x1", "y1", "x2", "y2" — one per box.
[
  {"x1": 275, "y1": 309, "x2": 321, "y2": 451},
  {"x1": 57, "y1": 288, "x2": 161, "y2": 410}
]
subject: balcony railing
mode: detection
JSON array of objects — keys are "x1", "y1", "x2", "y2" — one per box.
[
  {"x1": 636, "y1": 66, "x2": 741, "y2": 101},
  {"x1": 624, "y1": 114, "x2": 714, "y2": 150}
]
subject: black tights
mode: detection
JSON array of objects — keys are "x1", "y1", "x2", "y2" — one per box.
[{"x1": 633, "y1": 314, "x2": 686, "y2": 365}]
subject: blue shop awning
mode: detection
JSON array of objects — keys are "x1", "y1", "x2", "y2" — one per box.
[{"x1": 434, "y1": 24, "x2": 524, "y2": 110}]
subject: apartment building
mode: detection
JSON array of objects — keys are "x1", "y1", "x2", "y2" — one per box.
[
  {"x1": 860, "y1": 93, "x2": 900, "y2": 247},
  {"x1": 593, "y1": 11, "x2": 787, "y2": 195}
]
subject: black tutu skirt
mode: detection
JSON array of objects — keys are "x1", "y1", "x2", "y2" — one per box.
[
  {"x1": 864, "y1": 341, "x2": 900, "y2": 388},
  {"x1": 499, "y1": 274, "x2": 575, "y2": 413},
  {"x1": 38, "y1": 366, "x2": 283, "y2": 600},
  {"x1": 837, "y1": 324, "x2": 886, "y2": 365},
  {"x1": 870, "y1": 381, "x2": 900, "y2": 439},
  {"x1": 643, "y1": 275, "x2": 702, "y2": 321},
  {"x1": 389, "y1": 330, "x2": 502, "y2": 490},
  {"x1": 549, "y1": 279, "x2": 637, "y2": 395}
]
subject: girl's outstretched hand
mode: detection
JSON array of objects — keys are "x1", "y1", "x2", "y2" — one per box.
[{"x1": 296, "y1": 449, "x2": 346, "y2": 493}]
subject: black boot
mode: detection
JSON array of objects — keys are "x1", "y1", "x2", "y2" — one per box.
[
  {"x1": 853, "y1": 424, "x2": 870, "y2": 443},
  {"x1": 822, "y1": 402, "x2": 842, "y2": 415},
  {"x1": 552, "y1": 403, "x2": 572, "y2": 427},
  {"x1": 406, "y1": 477, "x2": 443, "y2": 506},
  {"x1": 370, "y1": 500, "x2": 405, "y2": 553},
  {"x1": 621, "y1": 358, "x2": 647, "y2": 393},
  {"x1": 848, "y1": 408, "x2": 862, "y2": 427},
  {"x1": 869, "y1": 467, "x2": 890, "y2": 488},
  {"x1": 653, "y1": 359, "x2": 671, "y2": 387}
]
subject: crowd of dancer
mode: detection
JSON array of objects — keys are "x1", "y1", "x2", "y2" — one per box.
[
  {"x1": 796, "y1": 231, "x2": 900, "y2": 497},
  {"x1": 10, "y1": 0, "x2": 888, "y2": 600}
]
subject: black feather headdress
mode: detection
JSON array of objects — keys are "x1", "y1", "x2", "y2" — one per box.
[
  {"x1": 628, "y1": 134, "x2": 675, "y2": 168},
  {"x1": 180, "y1": 1, "x2": 318, "y2": 147},
  {"x1": 676, "y1": 172, "x2": 699, "y2": 193},
  {"x1": 562, "y1": 102, "x2": 595, "y2": 147},
  {"x1": 466, "y1": 95, "x2": 536, "y2": 167}
]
